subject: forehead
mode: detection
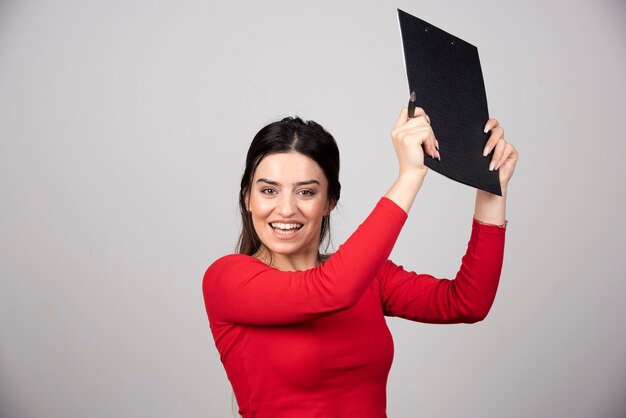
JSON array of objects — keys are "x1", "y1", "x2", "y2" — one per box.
[{"x1": 254, "y1": 152, "x2": 327, "y2": 184}]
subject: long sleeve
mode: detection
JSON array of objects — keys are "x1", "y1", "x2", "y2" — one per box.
[
  {"x1": 377, "y1": 219, "x2": 505, "y2": 324},
  {"x1": 203, "y1": 197, "x2": 407, "y2": 326}
]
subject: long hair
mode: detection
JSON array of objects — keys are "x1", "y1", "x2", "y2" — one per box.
[{"x1": 237, "y1": 116, "x2": 341, "y2": 257}]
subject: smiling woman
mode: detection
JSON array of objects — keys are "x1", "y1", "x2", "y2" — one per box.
[
  {"x1": 202, "y1": 109, "x2": 517, "y2": 417},
  {"x1": 247, "y1": 153, "x2": 334, "y2": 271},
  {"x1": 236, "y1": 117, "x2": 341, "y2": 269}
]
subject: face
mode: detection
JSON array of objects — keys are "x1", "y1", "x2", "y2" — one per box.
[{"x1": 246, "y1": 152, "x2": 334, "y2": 265}]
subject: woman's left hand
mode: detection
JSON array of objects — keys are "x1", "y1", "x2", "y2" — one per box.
[{"x1": 482, "y1": 118, "x2": 519, "y2": 192}]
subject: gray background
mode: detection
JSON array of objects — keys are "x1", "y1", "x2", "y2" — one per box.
[{"x1": 1, "y1": 0, "x2": 624, "y2": 417}]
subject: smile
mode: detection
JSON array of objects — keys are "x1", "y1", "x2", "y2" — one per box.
[{"x1": 270, "y1": 222, "x2": 304, "y2": 235}]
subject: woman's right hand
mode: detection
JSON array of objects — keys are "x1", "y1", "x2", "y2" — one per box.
[
  {"x1": 390, "y1": 106, "x2": 440, "y2": 180},
  {"x1": 384, "y1": 106, "x2": 439, "y2": 214}
]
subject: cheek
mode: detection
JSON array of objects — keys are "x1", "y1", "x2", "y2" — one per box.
[
  {"x1": 303, "y1": 201, "x2": 328, "y2": 220},
  {"x1": 249, "y1": 196, "x2": 273, "y2": 215},
  {"x1": 249, "y1": 200, "x2": 275, "y2": 234}
]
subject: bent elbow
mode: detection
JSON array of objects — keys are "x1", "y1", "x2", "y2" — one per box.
[
  {"x1": 464, "y1": 304, "x2": 493, "y2": 323},
  {"x1": 464, "y1": 313, "x2": 486, "y2": 324}
]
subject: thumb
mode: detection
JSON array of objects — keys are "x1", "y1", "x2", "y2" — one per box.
[{"x1": 394, "y1": 107, "x2": 409, "y2": 129}]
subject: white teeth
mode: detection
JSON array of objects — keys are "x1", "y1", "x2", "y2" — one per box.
[{"x1": 270, "y1": 222, "x2": 303, "y2": 230}]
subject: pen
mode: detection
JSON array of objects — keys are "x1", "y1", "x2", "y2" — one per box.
[{"x1": 408, "y1": 91, "x2": 416, "y2": 118}]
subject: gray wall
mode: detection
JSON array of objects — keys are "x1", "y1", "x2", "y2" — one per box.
[{"x1": 1, "y1": 1, "x2": 624, "y2": 417}]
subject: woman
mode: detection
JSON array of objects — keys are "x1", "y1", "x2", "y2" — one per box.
[{"x1": 202, "y1": 106, "x2": 518, "y2": 417}]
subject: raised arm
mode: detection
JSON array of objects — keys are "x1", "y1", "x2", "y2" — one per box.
[
  {"x1": 379, "y1": 116, "x2": 518, "y2": 323},
  {"x1": 378, "y1": 219, "x2": 505, "y2": 323}
]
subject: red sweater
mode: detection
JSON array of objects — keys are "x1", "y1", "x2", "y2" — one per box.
[{"x1": 203, "y1": 197, "x2": 505, "y2": 417}]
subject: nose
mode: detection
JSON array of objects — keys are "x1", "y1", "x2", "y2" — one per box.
[{"x1": 276, "y1": 193, "x2": 297, "y2": 217}]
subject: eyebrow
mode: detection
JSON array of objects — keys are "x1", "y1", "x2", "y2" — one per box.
[{"x1": 256, "y1": 178, "x2": 321, "y2": 187}]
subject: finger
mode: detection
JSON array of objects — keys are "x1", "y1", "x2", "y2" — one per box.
[
  {"x1": 429, "y1": 131, "x2": 440, "y2": 160},
  {"x1": 424, "y1": 130, "x2": 436, "y2": 159},
  {"x1": 494, "y1": 143, "x2": 511, "y2": 170},
  {"x1": 509, "y1": 143, "x2": 519, "y2": 160},
  {"x1": 394, "y1": 107, "x2": 430, "y2": 129},
  {"x1": 394, "y1": 123, "x2": 430, "y2": 145},
  {"x1": 490, "y1": 138, "x2": 507, "y2": 171},
  {"x1": 410, "y1": 106, "x2": 429, "y2": 121},
  {"x1": 404, "y1": 113, "x2": 430, "y2": 128},
  {"x1": 409, "y1": 111, "x2": 437, "y2": 159},
  {"x1": 392, "y1": 117, "x2": 430, "y2": 144},
  {"x1": 393, "y1": 115, "x2": 431, "y2": 140},
  {"x1": 392, "y1": 108, "x2": 438, "y2": 159},
  {"x1": 496, "y1": 143, "x2": 519, "y2": 170},
  {"x1": 400, "y1": 121, "x2": 436, "y2": 159},
  {"x1": 400, "y1": 125, "x2": 431, "y2": 142},
  {"x1": 483, "y1": 126, "x2": 504, "y2": 156},
  {"x1": 483, "y1": 117, "x2": 500, "y2": 134}
]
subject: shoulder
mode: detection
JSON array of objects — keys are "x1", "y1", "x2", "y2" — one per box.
[
  {"x1": 202, "y1": 254, "x2": 274, "y2": 290},
  {"x1": 207, "y1": 253, "x2": 254, "y2": 270},
  {"x1": 205, "y1": 254, "x2": 259, "y2": 278},
  {"x1": 201, "y1": 255, "x2": 258, "y2": 317},
  {"x1": 203, "y1": 255, "x2": 252, "y2": 299}
]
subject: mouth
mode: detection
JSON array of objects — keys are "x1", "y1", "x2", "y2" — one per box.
[{"x1": 270, "y1": 222, "x2": 304, "y2": 236}]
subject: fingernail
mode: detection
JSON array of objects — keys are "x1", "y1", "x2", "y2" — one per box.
[
  {"x1": 495, "y1": 161, "x2": 502, "y2": 170},
  {"x1": 435, "y1": 139, "x2": 440, "y2": 150},
  {"x1": 483, "y1": 147, "x2": 490, "y2": 157},
  {"x1": 484, "y1": 125, "x2": 490, "y2": 134},
  {"x1": 489, "y1": 162, "x2": 495, "y2": 171}
]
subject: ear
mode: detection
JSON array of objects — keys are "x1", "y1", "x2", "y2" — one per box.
[
  {"x1": 244, "y1": 190, "x2": 251, "y2": 212},
  {"x1": 324, "y1": 199, "x2": 337, "y2": 217}
]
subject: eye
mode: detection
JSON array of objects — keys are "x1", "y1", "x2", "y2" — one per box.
[
  {"x1": 298, "y1": 189, "x2": 315, "y2": 197},
  {"x1": 261, "y1": 188, "x2": 276, "y2": 195}
]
